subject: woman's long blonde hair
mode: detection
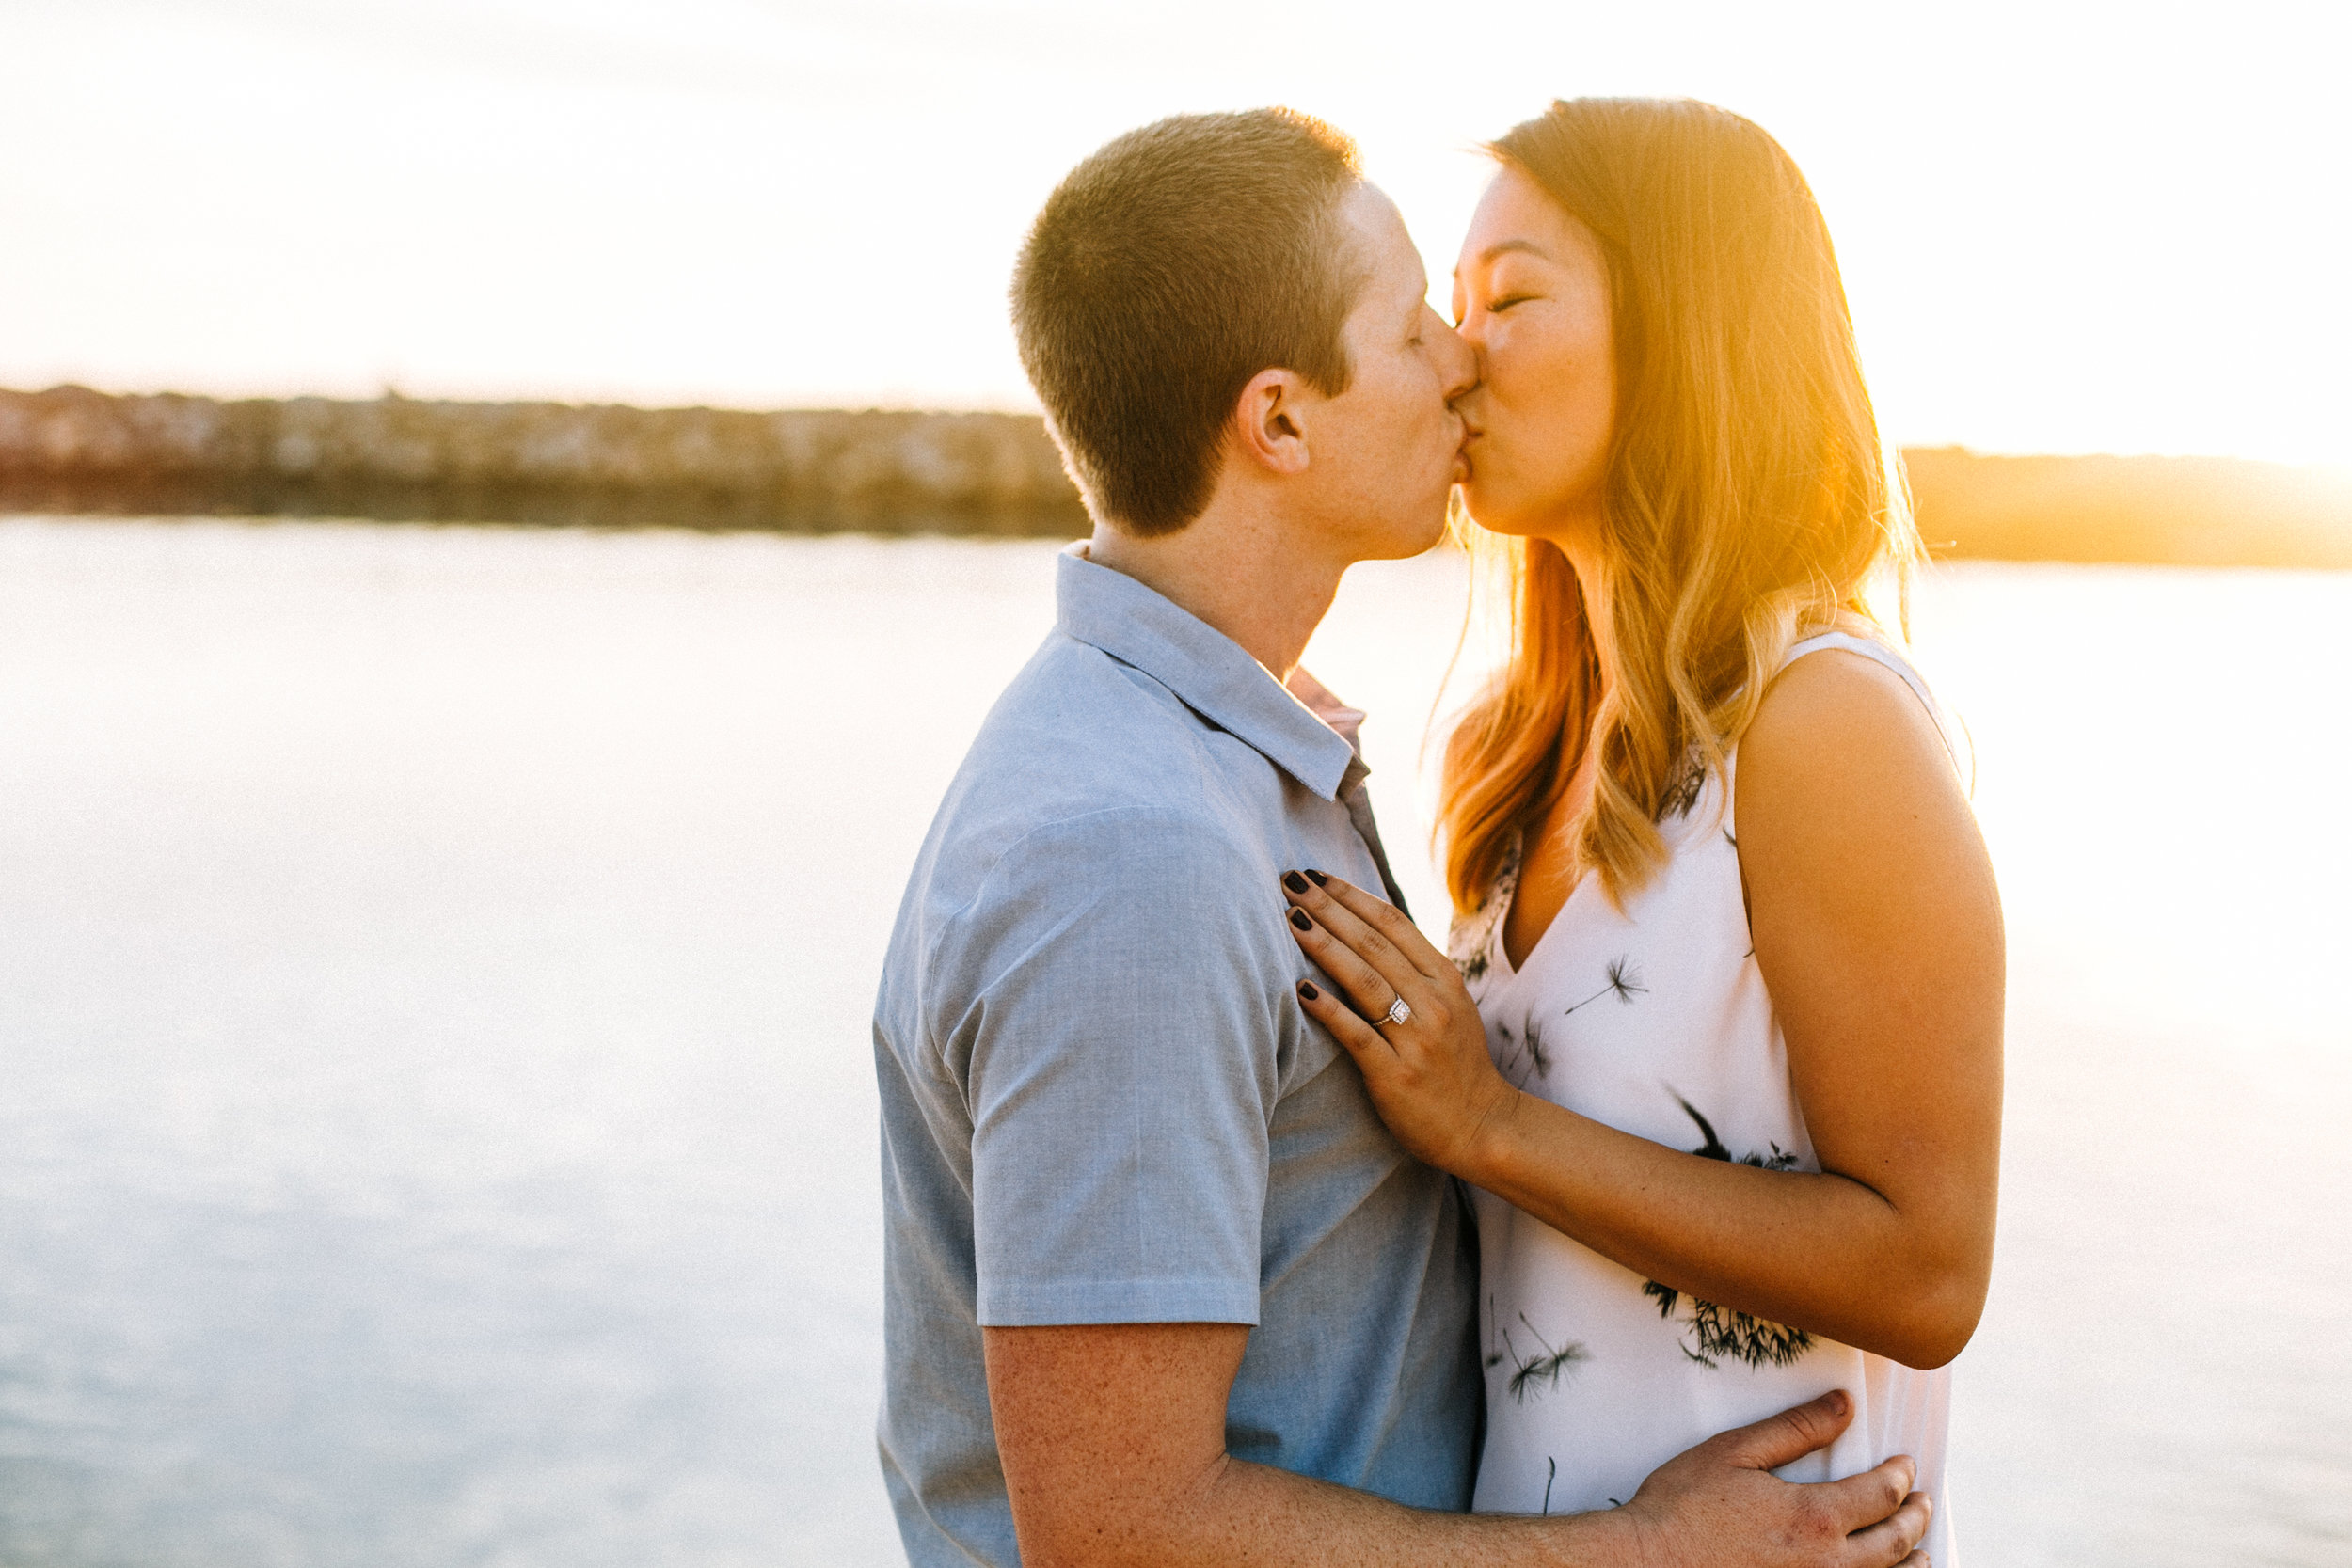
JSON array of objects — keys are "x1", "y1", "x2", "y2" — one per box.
[{"x1": 1439, "y1": 98, "x2": 1922, "y2": 916}]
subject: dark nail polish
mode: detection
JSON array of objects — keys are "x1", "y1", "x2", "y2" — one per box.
[
  {"x1": 1289, "y1": 908, "x2": 1311, "y2": 931},
  {"x1": 1305, "y1": 869, "x2": 1328, "y2": 887},
  {"x1": 1297, "y1": 981, "x2": 1320, "y2": 1001},
  {"x1": 1282, "y1": 870, "x2": 1310, "y2": 895}
]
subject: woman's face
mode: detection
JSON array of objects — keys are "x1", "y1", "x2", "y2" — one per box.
[{"x1": 1451, "y1": 166, "x2": 1616, "y2": 547}]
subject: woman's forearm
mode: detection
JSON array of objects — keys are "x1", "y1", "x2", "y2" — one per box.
[
  {"x1": 1271, "y1": 859, "x2": 1994, "y2": 1370},
  {"x1": 1465, "y1": 1090, "x2": 1981, "y2": 1370}
]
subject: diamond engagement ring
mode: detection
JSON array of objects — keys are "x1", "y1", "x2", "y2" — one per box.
[{"x1": 1379, "y1": 996, "x2": 1413, "y2": 1027}]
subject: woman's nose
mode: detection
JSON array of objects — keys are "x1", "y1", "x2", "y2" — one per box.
[{"x1": 1449, "y1": 307, "x2": 1486, "y2": 356}]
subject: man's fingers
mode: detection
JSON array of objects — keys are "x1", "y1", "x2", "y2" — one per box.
[
  {"x1": 1295, "y1": 871, "x2": 1451, "y2": 983},
  {"x1": 1807, "y1": 1455, "x2": 1917, "y2": 1543},
  {"x1": 1835, "y1": 1491, "x2": 1931, "y2": 1568},
  {"x1": 1714, "y1": 1389, "x2": 1856, "y2": 1471},
  {"x1": 1294, "y1": 979, "x2": 1394, "y2": 1060}
]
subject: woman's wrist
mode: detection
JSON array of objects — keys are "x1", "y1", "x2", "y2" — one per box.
[{"x1": 1456, "y1": 1082, "x2": 1534, "y2": 1191}]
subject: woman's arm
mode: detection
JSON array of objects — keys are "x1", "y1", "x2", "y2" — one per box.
[{"x1": 1279, "y1": 651, "x2": 2003, "y2": 1370}]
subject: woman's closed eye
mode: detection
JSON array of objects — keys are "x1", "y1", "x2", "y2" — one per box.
[{"x1": 1486, "y1": 293, "x2": 1535, "y2": 314}]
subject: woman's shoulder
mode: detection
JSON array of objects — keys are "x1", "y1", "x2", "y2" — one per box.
[
  {"x1": 1770, "y1": 626, "x2": 1963, "y2": 772},
  {"x1": 1735, "y1": 635, "x2": 1987, "y2": 916},
  {"x1": 1752, "y1": 634, "x2": 1956, "y2": 788}
]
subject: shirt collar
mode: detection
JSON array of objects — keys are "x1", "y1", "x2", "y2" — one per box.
[{"x1": 1055, "y1": 542, "x2": 1365, "y2": 802}]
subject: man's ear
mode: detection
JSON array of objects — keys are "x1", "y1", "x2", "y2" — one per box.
[{"x1": 1228, "y1": 368, "x2": 1312, "y2": 477}]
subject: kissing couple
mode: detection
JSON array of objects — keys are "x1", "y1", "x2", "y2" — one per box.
[{"x1": 874, "y1": 98, "x2": 2002, "y2": 1568}]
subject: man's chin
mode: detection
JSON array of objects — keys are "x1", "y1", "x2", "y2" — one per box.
[{"x1": 1366, "y1": 504, "x2": 1452, "y2": 562}]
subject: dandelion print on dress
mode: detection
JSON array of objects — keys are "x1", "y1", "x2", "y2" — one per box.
[
  {"x1": 1641, "y1": 1097, "x2": 1815, "y2": 1370},
  {"x1": 1493, "y1": 1015, "x2": 1550, "y2": 1089},
  {"x1": 1486, "y1": 1306, "x2": 1590, "y2": 1404},
  {"x1": 1498, "y1": 956, "x2": 1645, "y2": 1086},
  {"x1": 1465, "y1": 632, "x2": 1959, "y2": 1553},
  {"x1": 1564, "y1": 958, "x2": 1645, "y2": 1019},
  {"x1": 1661, "y1": 756, "x2": 1708, "y2": 819},
  {"x1": 1448, "y1": 835, "x2": 1525, "y2": 984}
]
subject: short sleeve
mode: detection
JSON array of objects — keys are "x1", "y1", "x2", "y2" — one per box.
[{"x1": 936, "y1": 807, "x2": 1288, "y2": 1327}]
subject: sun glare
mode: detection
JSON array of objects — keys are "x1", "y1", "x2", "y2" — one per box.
[{"x1": 0, "y1": 1, "x2": 2344, "y2": 467}]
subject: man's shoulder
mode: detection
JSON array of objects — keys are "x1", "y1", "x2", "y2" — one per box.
[
  {"x1": 943, "y1": 632, "x2": 1244, "y2": 844},
  {"x1": 881, "y1": 686, "x2": 1294, "y2": 1080},
  {"x1": 977, "y1": 628, "x2": 1208, "y2": 763},
  {"x1": 898, "y1": 633, "x2": 1281, "y2": 955}
]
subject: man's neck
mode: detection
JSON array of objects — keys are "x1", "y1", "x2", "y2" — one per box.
[{"x1": 1085, "y1": 500, "x2": 1346, "y2": 683}]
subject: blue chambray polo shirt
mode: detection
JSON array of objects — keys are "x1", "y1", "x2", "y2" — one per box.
[{"x1": 872, "y1": 544, "x2": 1480, "y2": 1568}]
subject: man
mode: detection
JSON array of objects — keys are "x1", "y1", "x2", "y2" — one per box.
[{"x1": 873, "y1": 108, "x2": 1933, "y2": 1568}]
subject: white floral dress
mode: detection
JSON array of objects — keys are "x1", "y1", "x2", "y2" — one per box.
[{"x1": 1451, "y1": 633, "x2": 1963, "y2": 1565}]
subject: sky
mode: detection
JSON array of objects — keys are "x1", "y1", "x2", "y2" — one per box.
[{"x1": 3, "y1": 0, "x2": 2348, "y2": 464}]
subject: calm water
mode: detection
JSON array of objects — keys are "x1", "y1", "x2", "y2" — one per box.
[{"x1": 0, "y1": 517, "x2": 2345, "y2": 1568}]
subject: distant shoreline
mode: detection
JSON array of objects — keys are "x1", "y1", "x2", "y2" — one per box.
[{"x1": 4, "y1": 386, "x2": 2347, "y2": 567}]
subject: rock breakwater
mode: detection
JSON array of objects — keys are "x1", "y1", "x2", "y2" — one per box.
[
  {"x1": 5, "y1": 387, "x2": 2347, "y2": 564},
  {"x1": 0, "y1": 386, "x2": 1089, "y2": 534},
  {"x1": 1899, "y1": 447, "x2": 2352, "y2": 569}
]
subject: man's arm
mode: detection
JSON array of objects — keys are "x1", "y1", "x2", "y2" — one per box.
[{"x1": 987, "y1": 1322, "x2": 1932, "y2": 1568}]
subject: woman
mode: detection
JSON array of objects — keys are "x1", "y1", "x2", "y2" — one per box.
[{"x1": 1279, "y1": 98, "x2": 2000, "y2": 1562}]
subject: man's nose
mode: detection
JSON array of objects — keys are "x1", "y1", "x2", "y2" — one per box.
[{"x1": 1439, "y1": 318, "x2": 1479, "y2": 405}]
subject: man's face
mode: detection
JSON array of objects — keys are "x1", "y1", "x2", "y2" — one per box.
[{"x1": 1295, "y1": 184, "x2": 1477, "y2": 561}]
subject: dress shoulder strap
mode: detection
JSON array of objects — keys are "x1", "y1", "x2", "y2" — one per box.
[{"x1": 1780, "y1": 630, "x2": 1969, "y2": 784}]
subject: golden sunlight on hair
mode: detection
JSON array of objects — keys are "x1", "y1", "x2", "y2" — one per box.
[{"x1": 1439, "y1": 97, "x2": 1921, "y2": 917}]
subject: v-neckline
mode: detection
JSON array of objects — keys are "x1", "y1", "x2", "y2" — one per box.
[{"x1": 1494, "y1": 839, "x2": 1596, "y2": 978}]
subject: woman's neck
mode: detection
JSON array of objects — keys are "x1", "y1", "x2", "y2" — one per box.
[
  {"x1": 1549, "y1": 528, "x2": 1615, "y2": 715},
  {"x1": 1499, "y1": 525, "x2": 1616, "y2": 971}
]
